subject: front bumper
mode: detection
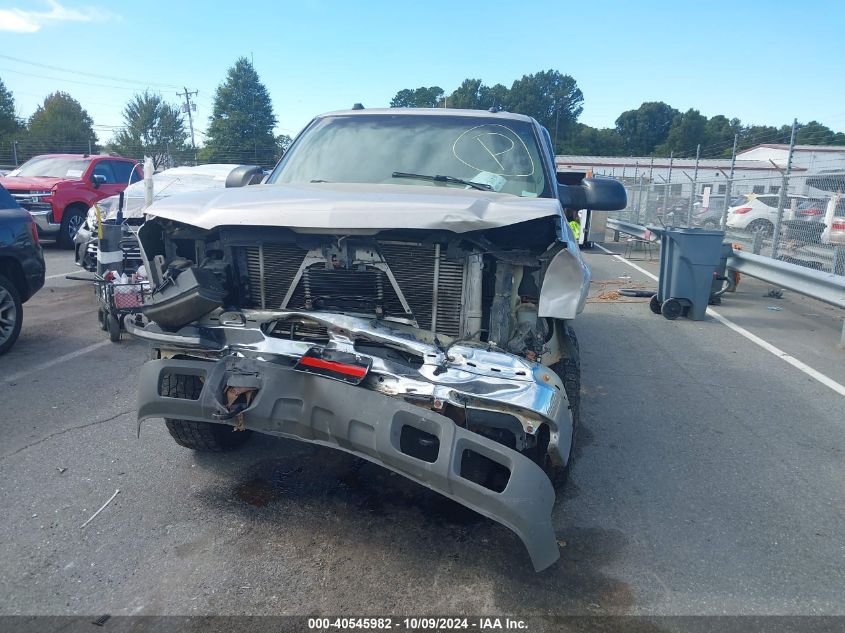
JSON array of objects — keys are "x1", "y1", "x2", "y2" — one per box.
[
  {"x1": 138, "y1": 356, "x2": 560, "y2": 571},
  {"x1": 29, "y1": 209, "x2": 61, "y2": 237},
  {"x1": 132, "y1": 310, "x2": 571, "y2": 571}
]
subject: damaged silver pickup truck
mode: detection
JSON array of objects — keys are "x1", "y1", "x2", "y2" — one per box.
[{"x1": 131, "y1": 108, "x2": 625, "y2": 572}]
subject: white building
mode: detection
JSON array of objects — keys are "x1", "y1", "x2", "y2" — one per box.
[{"x1": 735, "y1": 144, "x2": 845, "y2": 172}]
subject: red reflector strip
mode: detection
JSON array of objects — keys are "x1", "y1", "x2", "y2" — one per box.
[{"x1": 298, "y1": 355, "x2": 368, "y2": 378}]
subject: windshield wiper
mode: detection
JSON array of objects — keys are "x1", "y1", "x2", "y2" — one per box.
[{"x1": 391, "y1": 171, "x2": 492, "y2": 191}]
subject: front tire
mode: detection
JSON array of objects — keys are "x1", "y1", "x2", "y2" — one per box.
[
  {"x1": 0, "y1": 275, "x2": 23, "y2": 356},
  {"x1": 59, "y1": 205, "x2": 87, "y2": 249},
  {"x1": 162, "y1": 373, "x2": 251, "y2": 451},
  {"x1": 545, "y1": 325, "x2": 581, "y2": 489}
]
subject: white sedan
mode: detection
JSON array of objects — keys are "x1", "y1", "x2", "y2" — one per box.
[{"x1": 725, "y1": 193, "x2": 811, "y2": 235}]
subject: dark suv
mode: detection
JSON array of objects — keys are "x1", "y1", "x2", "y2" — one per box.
[{"x1": 0, "y1": 184, "x2": 45, "y2": 355}]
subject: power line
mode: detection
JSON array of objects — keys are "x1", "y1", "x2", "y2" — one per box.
[
  {"x1": 0, "y1": 66, "x2": 153, "y2": 93},
  {"x1": 0, "y1": 54, "x2": 181, "y2": 89}
]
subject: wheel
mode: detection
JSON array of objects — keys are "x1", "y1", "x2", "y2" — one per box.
[
  {"x1": 747, "y1": 219, "x2": 773, "y2": 238},
  {"x1": 649, "y1": 294, "x2": 662, "y2": 314},
  {"x1": 0, "y1": 275, "x2": 23, "y2": 356},
  {"x1": 107, "y1": 313, "x2": 121, "y2": 342},
  {"x1": 97, "y1": 307, "x2": 108, "y2": 331},
  {"x1": 58, "y1": 205, "x2": 88, "y2": 249},
  {"x1": 162, "y1": 373, "x2": 252, "y2": 452},
  {"x1": 544, "y1": 325, "x2": 581, "y2": 489},
  {"x1": 661, "y1": 298, "x2": 683, "y2": 320}
]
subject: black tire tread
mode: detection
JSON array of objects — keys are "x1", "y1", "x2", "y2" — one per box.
[
  {"x1": 547, "y1": 324, "x2": 581, "y2": 489},
  {"x1": 58, "y1": 204, "x2": 88, "y2": 249},
  {"x1": 162, "y1": 373, "x2": 250, "y2": 452},
  {"x1": 0, "y1": 274, "x2": 23, "y2": 356}
]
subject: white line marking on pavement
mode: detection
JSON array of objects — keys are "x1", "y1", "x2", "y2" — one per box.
[
  {"x1": 46, "y1": 270, "x2": 83, "y2": 280},
  {"x1": 2, "y1": 340, "x2": 111, "y2": 384},
  {"x1": 595, "y1": 243, "x2": 845, "y2": 397}
]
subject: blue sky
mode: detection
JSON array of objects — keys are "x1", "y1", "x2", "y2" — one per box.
[{"x1": 2, "y1": 0, "x2": 844, "y2": 149}]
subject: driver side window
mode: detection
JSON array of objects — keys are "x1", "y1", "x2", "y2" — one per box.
[{"x1": 92, "y1": 161, "x2": 117, "y2": 184}]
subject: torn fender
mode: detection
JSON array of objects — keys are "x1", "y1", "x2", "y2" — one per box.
[
  {"x1": 538, "y1": 247, "x2": 591, "y2": 319},
  {"x1": 137, "y1": 357, "x2": 560, "y2": 572}
]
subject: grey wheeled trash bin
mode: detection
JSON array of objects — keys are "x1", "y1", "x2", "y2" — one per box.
[
  {"x1": 649, "y1": 226, "x2": 725, "y2": 320},
  {"x1": 96, "y1": 219, "x2": 125, "y2": 277}
]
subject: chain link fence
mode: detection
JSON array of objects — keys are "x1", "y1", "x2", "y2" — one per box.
[{"x1": 606, "y1": 167, "x2": 845, "y2": 278}]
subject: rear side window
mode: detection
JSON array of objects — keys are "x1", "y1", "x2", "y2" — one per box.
[
  {"x1": 0, "y1": 185, "x2": 19, "y2": 210},
  {"x1": 112, "y1": 161, "x2": 141, "y2": 184},
  {"x1": 758, "y1": 196, "x2": 779, "y2": 208}
]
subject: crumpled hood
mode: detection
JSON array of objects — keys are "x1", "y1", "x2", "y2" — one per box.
[
  {"x1": 0, "y1": 176, "x2": 65, "y2": 190},
  {"x1": 146, "y1": 182, "x2": 563, "y2": 233}
]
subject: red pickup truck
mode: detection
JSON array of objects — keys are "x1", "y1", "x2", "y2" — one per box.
[{"x1": 0, "y1": 154, "x2": 142, "y2": 248}]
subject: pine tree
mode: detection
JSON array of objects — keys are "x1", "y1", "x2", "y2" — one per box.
[{"x1": 201, "y1": 58, "x2": 278, "y2": 166}]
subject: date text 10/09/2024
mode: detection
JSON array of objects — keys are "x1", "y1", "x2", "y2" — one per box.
[{"x1": 307, "y1": 617, "x2": 529, "y2": 630}]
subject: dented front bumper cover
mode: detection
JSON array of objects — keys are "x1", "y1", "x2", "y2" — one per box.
[{"x1": 133, "y1": 312, "x2": 567, "y2": 571}]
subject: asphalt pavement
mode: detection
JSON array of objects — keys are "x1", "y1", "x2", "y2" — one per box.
[{"x1": 0, "y1": 242, "x2": 842, "y2": 617}]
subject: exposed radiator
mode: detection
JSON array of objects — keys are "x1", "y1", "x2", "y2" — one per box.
[
  {"x1": 242, "y1": 241, "x2": 465, "y2": 337},
  {"x1": 378, "y1": 242, "x2": 465, "y2": 337},
  {"x1": 244, "y1": 243, "x2": 308, "y2": 309}
]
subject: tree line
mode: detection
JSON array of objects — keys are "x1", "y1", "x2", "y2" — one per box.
[
  {"x1": 3, "y1": 64, "x2": 844, "y2": 170},
  {"x1": 0, "y1": 57, "x2": 288, "y2": 168},
  {"x1": 390, "y1": 71, "x2": 845, "y2": 158}
]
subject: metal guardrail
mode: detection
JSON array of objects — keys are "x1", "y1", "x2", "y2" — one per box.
[
  {"x1": 726, "y1": 250, "x2": 845, "y2": 310},
  {"x1": 605, "y1": 218, "x2": 845, "y2": 312},
  {"x1": 607, "y1": 218, "x2": 658, "y2": 242}
]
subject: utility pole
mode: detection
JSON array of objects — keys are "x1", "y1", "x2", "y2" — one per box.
[
  {"x1": 12, "y1": 140, "x2": 18, "y2": 166},
  {"x1": 554, "y1": 101, "x2": 560, "y2": 152},
  {"x1": 664, "y1": 151, "x2": 674, "y2": 225},
  {"x1": 177, "y1": 87, "x2": 198, "y2": 159},
  {"x1": 686, "y1": 144, "x2": 700, "y2": 227},
  {"x1": 251, "y1": 52, "x2": 257, "y2": 163},
  {"x1": 633, "y1": 161, "x2": 640, "y2": 221},
  {"x1": 771, "y1": 118, "x2": 798, "y2": 258},
  {"x1": 719, "y1": 134, "x2": 738, "y2": 229}
]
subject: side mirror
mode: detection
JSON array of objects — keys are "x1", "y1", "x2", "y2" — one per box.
[
  {"x1": 557, "y1": 176, "x2": 627, "y2": 211},
  {"x1": 225, "y1": 165, "x2": 264, "y2": 188},
  {"x1": 91, "y1": 174, "x2": 106, "y2": 189}
]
